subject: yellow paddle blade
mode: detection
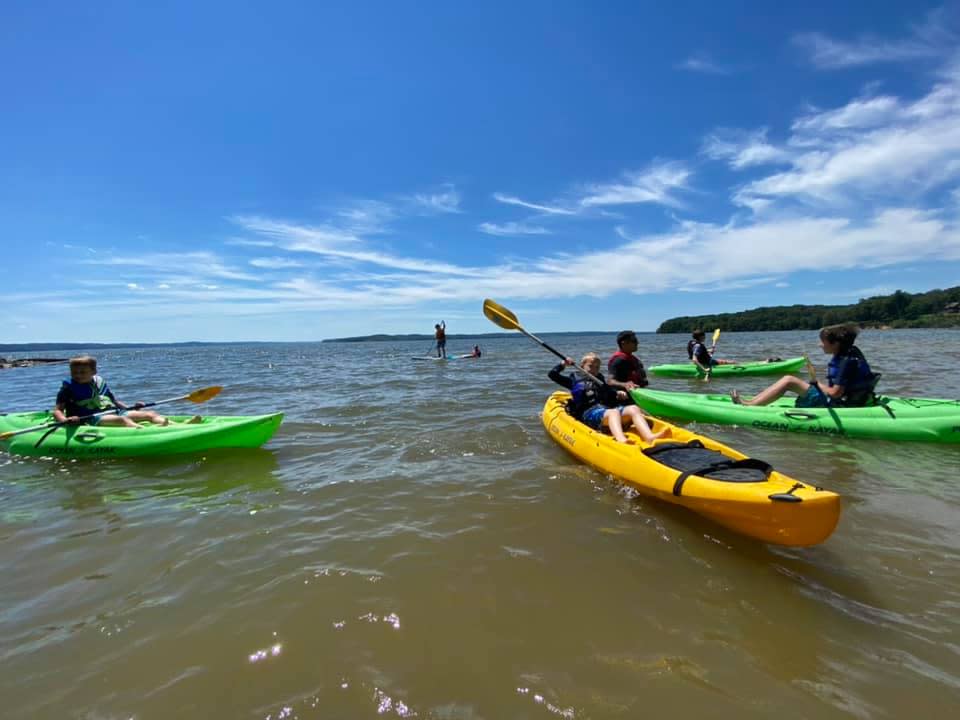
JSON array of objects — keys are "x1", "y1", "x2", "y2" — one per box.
[
  {"x1": 803, "y1": 354, "x2": 817, "y2": 382},
  {"x1": 482, "y1": 298, "x2": 521, "y2": 331},
  {"x1": 186, "y1": 385, "x2": 223, "y2": 403},
  {"x1": 712, "y1": 328, "x2": 721, "y2": 344}
]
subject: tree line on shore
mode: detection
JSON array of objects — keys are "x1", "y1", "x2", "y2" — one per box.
[{"x1": 657, "y1": 286, "x2": 960, "y2": 333}]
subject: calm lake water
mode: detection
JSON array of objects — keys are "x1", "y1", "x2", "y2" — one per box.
[{"x1": 1, "y1": 329, "x2": 959, "y2": 719}]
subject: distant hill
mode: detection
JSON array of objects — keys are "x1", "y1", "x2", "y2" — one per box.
[{"x1": 657, "y1": 286, "x2": 960, "y2": 333}]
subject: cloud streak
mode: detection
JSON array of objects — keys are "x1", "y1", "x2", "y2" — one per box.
[{"x1": 477, "y1": 221, "x2": 551, "y2": 236}]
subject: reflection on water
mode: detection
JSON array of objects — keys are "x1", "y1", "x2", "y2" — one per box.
[{"x1": 1, "y1": 330, "x2": 959, "y2": 718}]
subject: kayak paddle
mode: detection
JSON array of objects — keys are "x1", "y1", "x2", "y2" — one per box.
[
  {"x1": 0, "y1": 385, "x2": 223, "y2": 440},
  {"x1": 803, "y1": 354, "x2": 818, "y2": 382},
  {"x1": 482, "y1": 298, "x2": 609, "y2": 386}
]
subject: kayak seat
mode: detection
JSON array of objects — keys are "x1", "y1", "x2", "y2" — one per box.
[{"x1": 643, "y1": 440, "x2": 773, "y2": 496}]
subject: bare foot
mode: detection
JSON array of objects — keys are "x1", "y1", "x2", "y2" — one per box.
[
  {"x1": 730, "y1": 389, "x2": 743, "y2": 405},
  {"x1": 186, "y1": 415, "x2": 202, "y2": 424},
  {"x1": 651, "y1": 427, "x2": 672, "y2": 440},
  {"x1": 160, "y1": 418, "x2": 170, "y2": 426},
  {"x1": 614, "y1": 436, "x2": 636, "y2": 445}
]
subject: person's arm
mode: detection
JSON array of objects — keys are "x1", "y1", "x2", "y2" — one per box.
[
  {"x1": 810, "y1": 379, "x2": 844, "y2": 400},
  {"x1": 548, "y1": 359, "x2": 575, "y2": 389},
  {"x1": 53, "y1": 387, "x2": 77, "y2": 423},
  {"x1": 102, "y1": 382, "x2": 124, "y2": 409},
  {"x1": 605, "y1": 358, "x2": 637, "y2": 391}
]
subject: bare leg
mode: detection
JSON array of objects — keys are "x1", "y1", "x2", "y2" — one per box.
[
  {"x1": 123, "y1": 410, "x2": 169, "y2": 426},
  {"x1": 733, "y1": 375, "x2": 810, "y2": 406},
  {"x1": 602, "y1": 409, "x2": 632, "y2": 444},
  {"x1": 621, "y1": 406, "x2": 671, "y2": 442},
  {"x1": 97, "y1": 414, "x2": 140, "y2": 428}
]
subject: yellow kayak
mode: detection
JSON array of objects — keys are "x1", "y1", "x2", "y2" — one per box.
[{"x1": 541, "y1": 392, "x2": 840, "y2": 546}]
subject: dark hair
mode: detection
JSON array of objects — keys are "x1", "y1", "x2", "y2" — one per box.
[
  {"x1": 692, "y1": 329, "x2": 705, "y2": 341},
  {"x1": 819, "y1": 324, "x2": 859, "y2": 352},
  {"x1": 616, "y1": 330, "x2": 637, "y2": 348}
]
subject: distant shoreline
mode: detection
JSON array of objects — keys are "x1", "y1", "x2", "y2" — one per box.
[{"x1": 0, "y1": 332, "x2": 625, "y2": 352}]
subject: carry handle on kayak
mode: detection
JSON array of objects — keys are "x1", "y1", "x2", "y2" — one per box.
[{"x1": 0, "y1": 386, "x2": 224, "y2": 441}]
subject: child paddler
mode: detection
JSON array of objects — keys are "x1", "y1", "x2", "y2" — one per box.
[{"x1": 549, "y1": 352, "x2": 669, "y2": 444}]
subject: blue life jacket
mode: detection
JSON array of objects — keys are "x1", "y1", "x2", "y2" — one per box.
[
  {"x1": 826, "y1": 346, "x2": 877, "y2": 406},
  {"x1": 56, "y1": 375, "x2": 117, "y2": 417}
]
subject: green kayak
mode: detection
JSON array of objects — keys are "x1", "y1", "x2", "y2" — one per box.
[
  {"x1": 630, "y1": 389, "x2": 960, "y2": 443},
  {"x1": 0, "y1": 412, "x2": 283, "y2": 458},
  {"x1": 649, "y1": 357, "x2": 806, "y2": 378}
]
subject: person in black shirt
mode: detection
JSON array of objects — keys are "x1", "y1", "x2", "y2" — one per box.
[{"x1": 606, "y1": 331, "x2": 649, "y2": 393}]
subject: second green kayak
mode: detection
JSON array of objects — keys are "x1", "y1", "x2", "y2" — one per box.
[
  {"x1": 649, "y1": 357, "x2": 806, "y2": 378},
  {"x1": 0, "y1": 412, "x2": 284, "y2": 458},
  {"x1": 630, "y1": 388, "x2": 960, "y2": 443}
]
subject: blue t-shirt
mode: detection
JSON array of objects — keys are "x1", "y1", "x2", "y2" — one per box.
[{"x1": 56, "y1": 376, "x2": 118, "y2": 417}]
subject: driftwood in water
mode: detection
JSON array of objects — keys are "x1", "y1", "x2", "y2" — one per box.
[{"x1": 0, "y1": 357, "x2": 69, "y2": 370}]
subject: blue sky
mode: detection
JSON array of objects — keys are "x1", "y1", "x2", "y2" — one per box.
[{"x1": 4, "y1": 1, "x2": 960, "y2": 342}]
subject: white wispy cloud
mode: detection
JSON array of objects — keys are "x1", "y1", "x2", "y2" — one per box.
[
  {"x1": 707, "y1": 69, "x2": 960, "y2": 210},
  {"x1": 794, "y1": 7, "x2": 957, "y2": 69},
  {"x1": 410, "y1": 184, "x2": 461, "y2": 214},
  {"x1": 477, "y1": 221, "x2": 551, "y2": 236},
  {"x1": 579, "y1": 161, "x2": 692, "y2": 208},
  {"x1": 232, "y1": 215, "x2": 477, "y2": 275},
  {"x1": 87, "y1": 251, "x2": 259, "y2": 282},
  {"x1": 676, "y1": 53, "x2": 732, "y2": 75},
  {"x1": 249, "y1": 257, "x2": 304, "y2": 269},
  {"x1": 492, "y1": 193, "x2": 577, "y2": 215},
  {"x1": 702, "y1": 129, "x2": 794, "y2": 169}
]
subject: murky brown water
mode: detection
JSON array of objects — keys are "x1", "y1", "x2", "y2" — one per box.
[{"x1": 2, "y1": 329, "x2": 959, "y2": 719}]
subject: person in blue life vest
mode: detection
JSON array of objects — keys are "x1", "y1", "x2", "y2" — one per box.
[
  {"x1": 730, "y1": 324, "x2": 878, "y2": 407},
  {"x1": 549, "y1": 352, "x2": 670, "y2": 443},
  {"x1": 605, "y1": 331, "x2": 649, "y2": 406},
  {"x1": 52, "y1": 356, "x2": 193, "y2": 428},
  {"x1": 687, "y1": 329, "x2": 735, "y2": 372},
  {"x1": 434, "y1": 321, "x2": 446, "y2": 358}
]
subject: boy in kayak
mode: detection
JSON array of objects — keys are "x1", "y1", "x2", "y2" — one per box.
[
  {"x1": 731, "y1": 325, "x2": 877, "y2": 407},
  {"x1": 688, "y1": 329, "x2": 735, "y2": 372},
  {"x1": 434, "y1": 321, "x2": 446, "y2": 358},
  {"x1": 606, "y1": 331, "x2": 649, "y2": 395},
  {"x1": 52, "y1": 356, "x2": 171, "y2": 428},
  {"x1": 549, "y1": 353, "x2": 669, "y2": 443}
]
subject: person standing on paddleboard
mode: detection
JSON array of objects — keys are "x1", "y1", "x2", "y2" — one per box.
[
  {"x1": 607, "y1": 331, "x2": 649, "y2": 403},
  {"x1": 434, "y1": 321, "x2": 446, "y2": 358}
]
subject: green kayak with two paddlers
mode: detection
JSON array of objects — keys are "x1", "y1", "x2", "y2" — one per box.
[
  {"x1": 630, "y1": 388, "x2": 960, "y2": 443},
  {"x1": 649, "y1": 357, "x2": 806, "y2": 379}
]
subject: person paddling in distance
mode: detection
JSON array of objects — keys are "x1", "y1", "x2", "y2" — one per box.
[
  {"x1": 606, "y1": 331, "x2": 649, "y2": 397},
  {"x1": 731, "y1": 324, "x2": 877, "y2": 407},
  {"x1": 549, "y1": 353, "x2": 669, "y2": 444},
  {"x1": 52, "y1": 356, "x2": 193, "y2": 428},
  {"x1": 688, "y1": 329, "x2": 734, "y2": 373},
  {"x1": 471, "y1": 344, "x2": 482, "y2": 358},
  {"x1": 434, "y1": 321, "x2": 447, "y2": 358}
]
